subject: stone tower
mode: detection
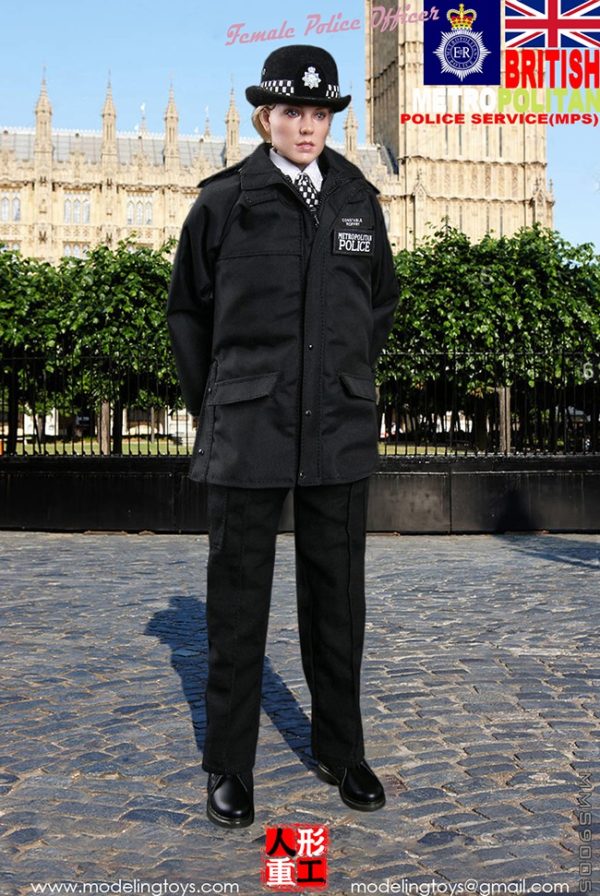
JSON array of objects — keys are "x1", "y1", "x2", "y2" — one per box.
[
  {"x1": 364, "y1": 0, "x2": 554, "y2": 248},
  {"x1": 33, "y1": 73, "x2": 53, "y2": 256}
]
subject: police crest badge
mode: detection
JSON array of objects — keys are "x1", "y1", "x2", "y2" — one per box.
[
  {"x1": 424, "y1": 0, "x2": 501, "y2": 85},
  {"x1": 434, "y1": 5, "x2": 490, "y2": 80},
  {"x1": 302, "y1": 66, "x2": 322, "y2": 90}
]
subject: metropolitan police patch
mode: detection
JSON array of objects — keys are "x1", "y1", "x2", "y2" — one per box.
[{"x1": 333, "y1": 229, "x2": 374, "y2": 256}]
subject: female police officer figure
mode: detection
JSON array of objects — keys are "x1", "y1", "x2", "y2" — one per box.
[{"x1": 166, "y1": 44, "x2": 399, "y2": 828}]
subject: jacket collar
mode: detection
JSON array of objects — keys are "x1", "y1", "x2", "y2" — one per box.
[
  {"x1": 239, "y1": 142, "x2": 377, "y2": 194},
  {"x1": 198, "y1": 141, "x2": 380, "y2": 196}
]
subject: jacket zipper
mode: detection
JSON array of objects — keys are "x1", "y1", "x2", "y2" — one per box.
[{"x1": 279, "y1": 175, "x2": 353, "y2": 230}]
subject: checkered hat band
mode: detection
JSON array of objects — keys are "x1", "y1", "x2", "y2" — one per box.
[
  {"x1": 261, "y1": 79, "x2": 295, "y2": 95},
  {"x1": 260, "y1": 79, "x2": 340, "y2": 99}
]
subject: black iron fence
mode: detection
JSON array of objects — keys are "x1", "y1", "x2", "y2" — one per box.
[{"x1": 1, "y1": 351, "x2": 599, "y2": 458}]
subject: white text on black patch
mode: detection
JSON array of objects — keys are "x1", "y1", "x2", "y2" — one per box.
[{"x1": 333, "y1": 229, "x2": 374, "y2": 256}]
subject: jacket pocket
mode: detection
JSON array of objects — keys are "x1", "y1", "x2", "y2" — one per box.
[
  {"x1": 208, "y1": 371, "x2": 279, "y2": 405},
  {"x1": 338, "y1": 371, "x2": 377, "y2": 402}
]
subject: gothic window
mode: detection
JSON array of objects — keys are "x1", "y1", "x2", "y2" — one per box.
[
  {"x1": 498, "y1": 128, "x2": 503, "y2": 158},
  {"x1": 485, "y1": 127, "x2": 489, "y2": 157},
  {"x1": 126, "y1": 195, "x2": 152, "y2": 226},
  {"x1": 65, "y1": 194, "x2": 91, "y2": 225},
  {"x1": 63, "y1": 243, "x2": 88, "y2": 258},
  {"x1": 1, "y1": 194, "x2": 21, "y2": 222}
]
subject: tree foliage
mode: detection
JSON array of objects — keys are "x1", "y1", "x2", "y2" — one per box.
[
  {"x1": 1, "y1": 237, "x2": 180, "y2": 418},
  {"x1": 378, "y1": 222, "x2": 600, "y2": 393},
  {"x1": 2, "y1": 224, "x2": 600, "y2": 436}
]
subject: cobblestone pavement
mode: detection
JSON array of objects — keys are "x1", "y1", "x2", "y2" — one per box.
[{"x1": 1, "y1": 529, "x2": 599, "y2": 896}]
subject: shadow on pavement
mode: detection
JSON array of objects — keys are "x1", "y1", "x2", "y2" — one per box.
[
  {"x1": 144, "y1": 594, "x2": 314, "y2": 771},
  {"x1": 494, "y1": 532, "x2": 600, "y2": 571}
]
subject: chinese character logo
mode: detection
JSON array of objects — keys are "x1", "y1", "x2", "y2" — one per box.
[{"x1": 261, "y1": 824, "x2": 329, "y2": 891}]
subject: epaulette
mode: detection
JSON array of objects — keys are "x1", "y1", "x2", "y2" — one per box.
[
  {"x1": 322, "y1": 145, "x2": 380, "y2": 195},
  {"x1": 197, "y1": 160, "x2": 244, "y2": 189}
]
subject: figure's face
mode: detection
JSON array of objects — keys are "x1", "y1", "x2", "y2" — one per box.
[{"x1": 260, "y1": 104, "x2": 333, "y2": 168}]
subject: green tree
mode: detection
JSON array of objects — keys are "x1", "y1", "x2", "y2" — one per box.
[
  {"x1": 1, "y1": 237, "x2": 179, "y2": 455},
  {"x1": 60, "y1": 236, "x2": 178, "y2": 453},
  {"x1": 379, "y1": 223, "x2": 600, "y2": 452},
  {"x1": 0, "y1": 247, "x2": 66, "y2": 452}
]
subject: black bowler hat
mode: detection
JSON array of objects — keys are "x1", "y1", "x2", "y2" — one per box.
[{"x1": 245, "y1": 44, "x2": 351, "y2": 112}]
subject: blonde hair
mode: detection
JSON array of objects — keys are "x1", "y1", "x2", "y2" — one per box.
[
  {"x1": 251, "y1": 105, "x2": 276, "y2": 142},
  {"x1": 251, "y1": 104, "x2": 334, "y2": 143}
]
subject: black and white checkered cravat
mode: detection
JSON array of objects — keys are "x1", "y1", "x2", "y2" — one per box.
[{"x1": 294, "y1": 172, "x2": 320, "y2": 212}]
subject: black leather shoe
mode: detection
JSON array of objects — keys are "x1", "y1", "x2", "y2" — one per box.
[
  {"x1": 316, "y1": 759, "x2": 386, "y2": 811},
  {"x1": 206, "y1": 772, "x2": 254, "y2": 828}
]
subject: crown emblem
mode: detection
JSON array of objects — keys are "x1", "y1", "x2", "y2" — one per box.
[{"x1": 447, "y1": 4, "x2": 476, "y2": 29}]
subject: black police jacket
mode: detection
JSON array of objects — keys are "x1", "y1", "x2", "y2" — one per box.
[{"x1": 166, "y1": 141, "x2": 399, "y2": 487}]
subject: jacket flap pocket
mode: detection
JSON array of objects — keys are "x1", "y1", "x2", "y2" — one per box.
[
  {"x1": 209, "y1": 371, "x2": 279, "y2": 405},
  {"x1": 339, "y1": 371, "x2": 377, "y2": 401},
  {"x1": 240, "y1": 189, "x2": 280, "y2": 208}
]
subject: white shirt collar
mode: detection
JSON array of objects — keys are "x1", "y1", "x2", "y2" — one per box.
[{"x1": 269, "y1": 147, "x2": 323, "y2": 191}]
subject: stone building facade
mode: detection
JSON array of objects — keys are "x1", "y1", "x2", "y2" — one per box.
[
  {"x1": 0, "y1": 78, "x2": 395, "y2": 261},
  {"x1": 1, "y1": 18, "x2": 554, "y2": 261}
]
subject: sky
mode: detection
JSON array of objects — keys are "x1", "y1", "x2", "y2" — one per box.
[{"x1": 1, "y1": 0, "x2": 599, "y2": 251}]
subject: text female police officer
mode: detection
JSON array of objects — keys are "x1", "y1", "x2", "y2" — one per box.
[{"x1": 166, "y1": 44, "x2": 399, "y2": 828}]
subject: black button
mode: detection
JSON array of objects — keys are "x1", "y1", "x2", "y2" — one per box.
[
  {"x1": 207, "y1": 387, "x2": 212, "y2": 393},
  {"x1": 305, "y1": 409, "x2": 311, "y2": 416},
  {"x1": 308, "y1": 344, "x2": 314, "y2": 350},
  {"x1": 198, "y1": 448, "x2": 204, "y2": 455},
  {"x1": 299, "y1": 471, "x2": 304, "y2": 478}
]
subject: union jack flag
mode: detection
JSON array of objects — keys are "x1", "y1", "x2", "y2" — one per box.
[{"x1": 505, "y1": 0, "x2": 600, "y2": 49}]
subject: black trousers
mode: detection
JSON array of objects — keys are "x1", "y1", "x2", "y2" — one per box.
[{"x1": 201, "y1": 477, "x2": 370, "y2": 776}]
